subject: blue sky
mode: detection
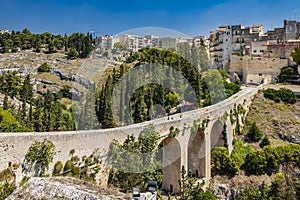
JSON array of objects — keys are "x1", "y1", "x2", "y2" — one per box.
[{"x1": 1, "y1": 0, "x2": 300, "y2": 37}]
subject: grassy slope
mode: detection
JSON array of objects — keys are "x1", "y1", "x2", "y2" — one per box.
[{"x1": 244, "y1": 91, "x2": 300, "y2": 146}]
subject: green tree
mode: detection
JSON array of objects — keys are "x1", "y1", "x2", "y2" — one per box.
[
  {"x1": 211, "y1": 147, "x2": 239, "y2": 176},
  {"x1": 20, "y1": 75, "x2": 33, "y2": 125},
  {"x1": 277, "y1": 88, "x2": 297, "y2": 104},
  {"x1": 0, "y1": 107, "x2": 31, "y2": 132},
  {"x1": 68, "y1": 48, "x2": 79, "y2": 59},
  {"x1": 248, "y1": 122, "x2": 262, "y2": 142},
  {"x1": 3, "y1": 94, "x2": 9, "y2": 110},
  {"x1": 3, "y1": 39, "x2": 13, "y2": 53},
  {"x1": 46, "y1": 41, "x2": 56, "y2": 53},
  {"x1": 24, "y1": 139, "x2": 56, "y2": 176}
]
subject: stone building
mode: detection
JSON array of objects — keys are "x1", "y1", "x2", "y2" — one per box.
[
  {"x1": 284, "y1": 20, "x2": 300, "y2": 41},
  {"x1": 231, "y1": 25, "x2": 264, "y2": 55}
]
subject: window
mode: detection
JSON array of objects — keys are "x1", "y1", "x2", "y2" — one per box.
[
  {"x1": 260, "y1": 50, "x2": 264, "y2": 53},
  {"x1": 258, "y1": 73, "x2": 262, "y2": 76},
  {"x1": 253, "y1": 50, "x2": 257, "y2": 53}
]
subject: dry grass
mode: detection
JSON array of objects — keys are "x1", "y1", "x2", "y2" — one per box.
[{"x1": 244, "y1": 92, "x2": 300, "y2": 145}]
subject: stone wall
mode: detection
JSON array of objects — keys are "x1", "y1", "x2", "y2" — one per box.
[{"x1": 229, "y1": 55, "x2": 288, "y2": 84}]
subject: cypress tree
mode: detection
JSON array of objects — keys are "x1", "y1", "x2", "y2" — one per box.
[{"x1": 3, "y1": 94, "x2": 9, "y2": 110}]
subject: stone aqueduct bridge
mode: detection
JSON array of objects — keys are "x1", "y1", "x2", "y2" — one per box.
[{"x1": 0, "y1": 86, "x2": 260, "y2": 192}]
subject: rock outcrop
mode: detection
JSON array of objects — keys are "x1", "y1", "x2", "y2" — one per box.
[{"x1": 7, "y1": 177, "x2": 130, "y2": 200}]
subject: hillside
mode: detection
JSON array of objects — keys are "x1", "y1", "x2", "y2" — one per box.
[
  {"x1": 0, "y1": 51, "x2": 118, "y2": 105},
  {"x1": 245, "y1": 89, "x2": 300, "y2": 145},
  {"x1": 211, "y1": 87, "x2": 300, "y2": 199}
]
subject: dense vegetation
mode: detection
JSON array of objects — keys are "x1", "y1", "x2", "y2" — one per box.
[
  {"x1": 94, "y1": 48, "x2": 240, "y2": 129},
  {"x1": 0, "y1": 71, "x2": 75, "y2": 132},
  {"x1": 212, "y1": 137, "x2": 300, "y2": 199},
  {"x1": 107, "y1": 125, "x2": 162, "y2": 192},
  {"x1": 237, "y1": 172, "x2": 300, "y2": 199},
  {"x1": 211, "y1": 140, "x2": 253, "y2": 176},
  {"x1": 0, "y1": 28, "x2": 94, "y2": 58},
  {"x1": 264, "y1": 88, "x2": 297, "y2": 104},
  {"x1": 212, "y1": 137, "x2": 300, "y2": 176},
  {"x1": 178, "y1": 166, "x2": 217, "y2": 200}
]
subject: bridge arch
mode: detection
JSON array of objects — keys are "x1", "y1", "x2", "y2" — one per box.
[
  {"x1": 210, "y1": 120, "x2": 225, "y2": 149},
  {"x1": 188, "y1": 127, "x2": 205, "y2": 178},
  {"x1": 158, "y1": 137, "x2": 181, "y2": 194}
]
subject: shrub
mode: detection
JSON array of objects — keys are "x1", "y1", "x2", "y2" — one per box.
[
  {"x1": 0, "y1": 182, "x2": 16, "y2": 199},
  {"x1": 260, "y1": 136, "x2": 271, "y2": 148},
  {"x1": 237, "y1": 183, "x2": 269, "y2": 200},
  {"x1": 64, "y1": 160, "x2": 74, "y2": 173},
  {"x1": 277, "y1": 88, "x2": 297, "y2": 104},
  {"x1": 244, "y1": 151, "x2": 267, "y2": 175},
  {"x1": 71, "y1": 166, "x2": 80, "y2": 178},
  {"x1": 264, "y1": 88, "x2": 297, "y2": 104},
  {"x1": 37, "y1": 62, "x2": 50, "y2": 73},
  {"x1": 68, "y1": 48, "x2": 79, "y2": 59},
  {"x1": 264, "y1": 88, "x2": 278, "y2": 101},
  {"x1": 53, "y1": 161, "x2": 63, "y2": 176},
  {"x1": 211, "y1": 147, "x2": 238, "y2": 176},
  {"x1": 247, "y1": 122, "x2": 262, "y2": 142},
  {"x1": 231, "y1": 140, "x2": 254, "y2": 169},
  {"x1": 20, "y1": 176, "x2": 30, "y2": 187},
  {"x1": 168, "y1": 126, "x2": 179, "y2": 139}
]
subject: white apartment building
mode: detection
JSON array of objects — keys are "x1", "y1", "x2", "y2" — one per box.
[
  {"x1": 209, "y1": 26, "x2": 232, "y2": 69},
  {"x1": 95, "y1": 35, "x2": 118, "y2": 49},
  {"x1": 145, "y1": 35, "x2": 160, "y2": 48}
]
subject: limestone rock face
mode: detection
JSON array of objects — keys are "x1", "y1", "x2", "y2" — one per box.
[
  {"x1": 6, "y1": 177, "x2": 129, "y2": 200},
  {"x1": 213, "y1": 183, "x2": 241, "y2": 200}
]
